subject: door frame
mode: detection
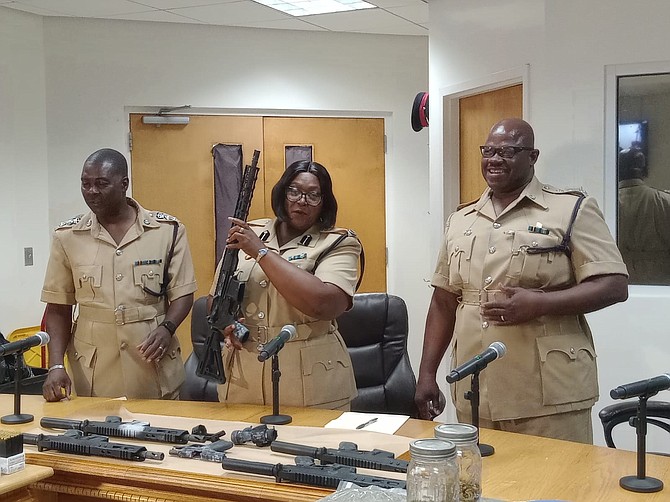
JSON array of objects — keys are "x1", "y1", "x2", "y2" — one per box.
[{"x1": 439, "y1": 65, "x2": 530, "y2": 222}]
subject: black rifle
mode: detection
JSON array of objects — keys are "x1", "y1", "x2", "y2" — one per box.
[
  {"x1": 197, "y1": 149, "x2": 261, "y2": 383},
  {"x1": 270, "y1": 440, "x2": 408, "y2": 473},
  {"x1": 169, "y1": 439, "x2": 234, "y2": 462},
  {"x1": 222, "y1": 456, "x2": 406, "y2": 489},
  {"x1": 40, "y1": 415, "x2": 224, "y2": 444},
  {"x1": 23, "y1": 430, "x2": 164, "y2": 461}
]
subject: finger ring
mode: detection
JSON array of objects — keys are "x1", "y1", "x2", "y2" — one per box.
[{"x1": 500, "y1": 315, "x2": 505, "y2": 322}]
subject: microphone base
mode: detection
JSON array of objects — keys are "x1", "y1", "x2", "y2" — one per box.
[
  {"x1": 478, "y1": 442, "x2": 494, "y2": 457},
  {"x1": 260, "y1": 414, "x2": 292, "y2": 426},
  {"x1": 620, "y1": 475, "x2": 663, "y2": 493},
  {"x1": 1, "y1": 413, "x2": 34, "y2": 425}
]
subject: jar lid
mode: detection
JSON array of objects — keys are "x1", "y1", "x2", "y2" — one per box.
[
  {"x1": 409, "y1": 438, "x2": 456, "y2": 457},
  {"x1": 434, "y1": 423, "x2": 479, "y2": 442}
]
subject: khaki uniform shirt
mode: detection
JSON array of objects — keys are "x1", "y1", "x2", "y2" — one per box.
[
  {"x1": 432, "y1": 177, "x2": 628, "y2": 421},
  {"x1": 618, "y1": 179, "x2": 670, "y2": 284},
  {"x1": 209, "y1": 218, "x2": 360, "y2": 409},
  {"x1": 41, "y1": 198, "x2": 197, "y2": 399}
]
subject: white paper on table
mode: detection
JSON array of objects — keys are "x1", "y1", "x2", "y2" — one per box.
[{"x1": 324, "y1": 412, "x2": 409, "y2": 434}]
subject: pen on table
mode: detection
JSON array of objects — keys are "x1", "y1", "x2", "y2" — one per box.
[{"x1": 355, "y1": 417, "x2": 378, "y2": 429}]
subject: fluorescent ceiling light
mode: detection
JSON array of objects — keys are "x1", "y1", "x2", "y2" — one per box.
[
  {"x1": 142, "y1": 115, "x2": 190, "y2": 125},
  {"x1": 253, "y1": 0, "x2": 376, "y2": 17}
]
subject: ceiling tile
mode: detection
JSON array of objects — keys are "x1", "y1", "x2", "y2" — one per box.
[
  {"x1": 15, "y1": 0, "x2": 155, "y2": 16},
  {"x1": 306, "y1": 8, "x2": 426, "y2": 35},
  {"x1": 107, "y1": 9, "x2": 207, "y2": 24},
  {"x1": 131, "y1": 0, "x2": 238, "y2": 9}
]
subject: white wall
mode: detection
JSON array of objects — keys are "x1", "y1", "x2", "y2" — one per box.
[
  {"x1": 0, "y1": 9, "x2": 49, "y2": 333},
  {"x1": 0, "y1": 8, "x2": 431, "y2": 386},
  {"x1": 429, "y1": 0, "x2": 670, "y2": 450}
]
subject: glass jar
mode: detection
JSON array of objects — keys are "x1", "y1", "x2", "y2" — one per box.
[
  {"x1": 435, "y1": 423, "x2": 482, "y2": 502},
  {"x1": 406, "y1": 438, "x2": 459, "y2": 502}
]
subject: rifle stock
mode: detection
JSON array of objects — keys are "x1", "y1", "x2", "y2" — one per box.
[{"x1": 197, "y1": 149, "x2": 261, "y2": 383}]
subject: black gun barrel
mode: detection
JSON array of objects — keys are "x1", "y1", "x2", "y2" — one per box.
[
  {"x1": 40, "y1": 416, "x2": 192, "y2": 444},
  {"x1": 270, "y1": 440, "x2": 408, "y2": 473},
  {"x1": 270, "y1": 441, "x2": 319, "y2": 457},
  {"x1": 40, "y1": 417, "x2": 85, "y2": 430},
  {"x1": 221, "y1": 457, "x2": 406, "y2": 490},
  {"x1": 222, "y1": 457, "x2": 279, "y2": 478},
  {"x1": 23, "y1": 433, "x2": 165, "y2": 462}
]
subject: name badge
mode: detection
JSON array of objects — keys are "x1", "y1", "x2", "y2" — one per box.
[
  {"x1": 288, "y1": 253, "x2": 307, "y2": 262},
  {"x1": 528, "y1": 222, "x2": 549, "y2": 235}
]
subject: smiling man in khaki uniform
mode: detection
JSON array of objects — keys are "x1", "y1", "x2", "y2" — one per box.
[
  {"x1": 41, "y1": 148, "x2": 196, "y2": 401},
  {"x1": 415, "y1": 118, "x2": 629, "y2": 443}
]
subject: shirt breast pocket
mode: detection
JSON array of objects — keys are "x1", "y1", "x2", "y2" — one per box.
[
  {"x1": 448, "y1": 235, "x2": 475, "y2": 287},
  {"x1": 74, "y1": 265, "x2": 102, "y2": 303},
  {"x1": 133, "y1": 264, "x2": 163, "y2": 296},
  {"x1": 507, "y1": 232, "x2": 559, "y2": 287}
]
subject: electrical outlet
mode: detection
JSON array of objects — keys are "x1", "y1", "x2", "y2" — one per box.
[{"x1": 24, "y1": 247, "x2": 33, "y2": 266}]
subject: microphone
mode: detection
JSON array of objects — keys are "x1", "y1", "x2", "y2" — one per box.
[
  {"x1": 446, "y1": 341, "x2": 506, "y2": 383},
  {"x1": 257, "y1": 325, "x2": 297, "y2": 362},
  {"x1": 610, "y1": 373, "x2": 670, "y2": 400},
  {"x1": 0, "y1": 331, "x2": 50, "y2": 357}
]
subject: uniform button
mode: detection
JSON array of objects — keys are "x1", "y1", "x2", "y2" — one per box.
[
  {"x1": 120, "y1": 342, "x2": 128, "y2": 350},
  {"x1": 529, "y1": 194, "x2": 536, "y2": 200},
  {"x1": 259, "y1": 280, "x2": 268, "y2": 288},
  {"x1": 86, "y1": 220, "x2": 92, "y2": 227},
  {"x1": 82, "y1": 274, "x2": 88, "y2": 280},
  {"x1": 455, "y1": 246, "x2": 460, "y2": 252},
  {"x1": 482, "y1": 321, "x2": 489, "y2": 329},
  {"x1": 488, "y1": 246, "x2": 496, "y2": 254},
  {"x1": 532, "y1": 241, "x2": 538, "y2": 247},
  {"x1": 115, "y1": 249, "x2": 122, "y2": 256},
  {"x1": 484, "y1": 276, "x2": 493, "y2": 284},
  {"x1": 464, "y1": 229, "x2": 472, "y2": 236},
  {"x1": 74, "y1": 351, "x2": 79, "y2": 357},
  {"x1": 493, "y1": 222, "x2": 501, "y2": 229},
  {"x1": 570, "y1": 347, "x2": 575, "y2": 354},
  {"x1": 258, "y1": 312, "x2": 265, "y2": 319},
  {"x1": 143, "y1": 219, "x2": 150, "y2": 224},
  {"x1": 148, "y1": 270, "x2": 154, "y2": 277},
  {"x1": 116, "y1": 274, "x2": 123, "y2": 281}
]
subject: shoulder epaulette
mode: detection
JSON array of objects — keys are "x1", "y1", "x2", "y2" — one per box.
[
  {"x1": 323, "y1": 227, "x2": 356, "y2": 237},
  {"x1": 151, "y1": 211, "x2": 179, "y2": 223},
  {"x1": 541, "y1": 184, "x2": 588, "y2": 197},
  {"x1": 249, "y1": 218, "x2": 272, "y2": 228},
  {"x1": 56, "y1": 215, "x2": 83, "y2": 229},
  {"x1": 457, "y1": 199, "x2": 478, "y2": 211}
]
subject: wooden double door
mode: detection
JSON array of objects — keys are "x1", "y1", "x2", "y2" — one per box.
[{"x1": 129, "y1": 115, "x2": 386, "y2": 349}]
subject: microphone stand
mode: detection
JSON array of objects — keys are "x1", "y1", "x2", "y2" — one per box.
[
  {"x1": 463, "y1": 369, "x2": 494, "y2": 457},
  {"x1": 260, "y1": 353, "x2": 292, "y2": 425},
  {"x1": 619, "y1": 394, "x2": 663, "y2": 493},
  {"x1": 1, "y1": 350, "x2": 34, "y2": 424}
]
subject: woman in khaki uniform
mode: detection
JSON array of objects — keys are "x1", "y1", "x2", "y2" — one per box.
[
  {"x1": 210, "y1": 160, "x2": 361, "y2": 409},
  {"x1": 41, "y1": 149, "x2": 196, "y2": 401},
  {"x1": 415, "y1": 118, "x2": 629, "y2": 443}
]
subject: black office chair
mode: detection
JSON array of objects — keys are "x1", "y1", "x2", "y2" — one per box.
[
  {"x1": 336, "y1": 292, "x2": 419, "y2": 418},
  {"x1": 599, "y1": 400, "x2": 670, "y2": 456},
  {"x1": 179, "y1": 296, "x2": 219, "y2": 402}
]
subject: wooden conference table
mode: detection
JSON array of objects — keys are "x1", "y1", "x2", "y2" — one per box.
[{"x1": 1, "y1": 394, "x2": 669, "y2": 502}]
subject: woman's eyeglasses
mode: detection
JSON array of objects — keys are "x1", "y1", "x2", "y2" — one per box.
[{"x1": 286, "y1": 186, "x2": 322, "y2": 206}]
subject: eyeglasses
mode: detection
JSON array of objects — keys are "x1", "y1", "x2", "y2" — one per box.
[
  {"x1": 286, "y1": 186, "x2": 322, "y2": 206},
  {"x1": 480, "y1": 145, "x2": 535, "y2": 159}
]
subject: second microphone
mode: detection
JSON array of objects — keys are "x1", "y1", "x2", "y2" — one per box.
[{"x1": 257, "y1": 325, "x2": 297, "y2": 362}]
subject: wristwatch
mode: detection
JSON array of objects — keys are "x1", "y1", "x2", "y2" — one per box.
[
  {"x1": 256, "y1": 247, "x2": 269, "y2": 262},
  {"x1": 159, "y1": 319, "x2": 177, "y2": 336}
]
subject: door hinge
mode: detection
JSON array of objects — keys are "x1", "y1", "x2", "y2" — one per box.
[{"x1": 128, "y1": 131, "x2": 133, "y2": 152}]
